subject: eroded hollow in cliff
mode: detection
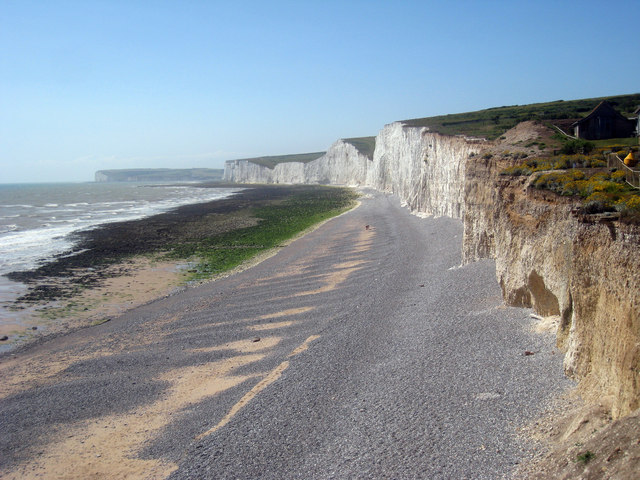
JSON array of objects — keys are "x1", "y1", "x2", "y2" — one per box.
[
  {"x1": 500, "y1": 279, "x2": 532, "y2": 308},
  {"x1": 557, "y1": 291, "x2": 573, "y2": 349},
  {"x1": 528, "y1": 270, "x2": 560, "y2": 317}
]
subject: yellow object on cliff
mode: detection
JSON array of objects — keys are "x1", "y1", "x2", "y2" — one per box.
[{"x1": 624, "y1": 151, "x2": 637, "y2": 168}]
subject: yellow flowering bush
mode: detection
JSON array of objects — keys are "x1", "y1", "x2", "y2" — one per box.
[
  {"x1": 610, "y1": 170, "x2": 627, "y2": 183},
  {"x1": 617, "y1": 194, "x2": 640, "y2": 223},
  {"x1": 622, "y1": 195, "x2": 640, "y2": 211},
  {"x1": 499, "y1": 153, "x2": 640, "y2": 218},
  {"x1": 562, "y1": 180, "x2": 589, "y2": 196}
]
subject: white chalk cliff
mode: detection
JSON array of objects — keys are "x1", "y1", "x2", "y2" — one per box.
[{"x1": 225, "y1": 123, "x2": 483, "y2": 219}]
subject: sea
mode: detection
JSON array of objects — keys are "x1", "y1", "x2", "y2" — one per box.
[{"x1": 0, "y1": 182, "x2": 241, "y2": 306}]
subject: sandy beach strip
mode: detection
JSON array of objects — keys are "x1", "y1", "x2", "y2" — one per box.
[{"x1": 0, "y1": 256, "x2": 189, "y2": 347}]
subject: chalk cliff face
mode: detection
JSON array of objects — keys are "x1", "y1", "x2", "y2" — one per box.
[
  {"x1": 223, "y1": 123, "x2": 639, "y2": 418},
  {"x1": 224, "y1": 123, "x2": 483, "y2": 219},
  {"x1": 369, "y1": 123, "x2": 484, "y2": 217}
]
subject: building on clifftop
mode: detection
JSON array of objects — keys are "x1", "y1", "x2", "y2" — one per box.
[{"x1": 572, "y1": 101, "x2": 637, "y2": 140}]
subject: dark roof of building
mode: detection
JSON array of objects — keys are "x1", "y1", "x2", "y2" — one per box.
[
  {"x1": 572, "y1": 101, "x2": 633, "y2": 126},
  {"x1": 552, "y1": 118, "x2": 581, "y2": 135}
]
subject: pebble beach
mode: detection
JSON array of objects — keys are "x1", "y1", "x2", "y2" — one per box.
[{"x1": 0, "y1": 189, "x2": 572, "y2": 478}]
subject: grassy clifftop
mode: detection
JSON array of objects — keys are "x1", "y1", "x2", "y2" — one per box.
[
  {"x1": 401, "y1": 93, "x2": 640, "y2": 140},
  {"x1": 343, "y1": 136, "x2": 376, "y2": 160},
  {"x1": 235, "y1": 94, "x2": 637, "y2": 169}
]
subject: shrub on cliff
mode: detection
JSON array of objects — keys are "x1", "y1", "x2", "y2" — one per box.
[
  {"x1": 616, "y1": 193, "x2": 640, "y2": 211},
  {"x1": 501, "y1": 153, "x2": 609, "y2": 177},
  {"x1": 561, "y1": 179, "x2": 589, "y2": 196},
  {"x1": 583, "y1": 192, "x2": 616, "y2": 213},
  {"x1": 553, "y1": 156, "x2": 573, "y2": 169},
  {"x1": 610, "y1": 170, "x2": 627, "y2": 183},
  {"x1": 618, "y1": 195, "x2": 640, "y2": 223},
  {"x1": 501, "y1": 153, "x2": 640, "y2": 219},
  {"x1": 501, "y1": 157, "x2": 554, "y2": 175},
  {"x1": 534, "y1": 170, "x2": 586, "y2": 193},
  {"x1": 533, "y1": 169, "x2": 636, "y2": 211},
  {"x1": 560, "y1": 138, "x2": 595, "y2": 155},
  {"x1": 500, "y1": 165, "x2": 529, "y2": 176}
]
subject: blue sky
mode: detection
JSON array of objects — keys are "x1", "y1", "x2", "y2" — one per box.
[{"x1": 1, "y1": 0, "x2": 639, "y2": 183}]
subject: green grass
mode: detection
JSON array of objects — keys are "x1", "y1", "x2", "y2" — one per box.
[
  {"x1": 166, "y1": 186, "x2": 359, "y2": 280},
  {"x1": 401, "y1": 93, "x2": 640, "y2": 140},
  {"x1": 591, "y1": 137, "x2": 639, "y2": 149},
  {"x1": 576, "y1": 451, "x2": 595, "y2": 464},
  {"x1": 343, "y1": 136, "x2": 376, "y2": 159},
  {"x1": 238, "y1": 152, "x2": 326, "y2": 169}
]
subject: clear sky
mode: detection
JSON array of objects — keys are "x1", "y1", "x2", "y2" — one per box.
[{"x1": 1, "y1": 0, "x2": 639, "y2": 183}]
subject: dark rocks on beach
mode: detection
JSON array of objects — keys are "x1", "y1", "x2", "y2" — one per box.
[
  {"x1": 5, "y1": 185, "x2": 316, "y2": 305},
  {"x1": 0, "y1": 336, "x2": 8, "y2": 341}
]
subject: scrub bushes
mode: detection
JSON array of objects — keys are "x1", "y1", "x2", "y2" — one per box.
[{"x1": 500, "y1": 156, "x2": 640, "y2": 218}]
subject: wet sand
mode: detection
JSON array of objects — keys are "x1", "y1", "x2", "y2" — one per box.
[{"x1": 0, "y1": 257, "x2": 189, "y2": 347}]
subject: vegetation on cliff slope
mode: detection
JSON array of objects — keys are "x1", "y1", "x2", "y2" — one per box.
[{"x1": 500, "y1": 153, "x2": 640, "y2": 219}]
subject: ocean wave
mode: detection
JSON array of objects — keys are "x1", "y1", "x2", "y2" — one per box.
[
  {"x1": 0, "y1": 185, "x2": 242, "y2": 275},
  {"x1": 0, "y1": 225, "x2": 77, "y2": 274},
  {"x1": 101, "y1": 201, "x2": 139, "y2": 206},
  {"x1": 0, "y1": 224, "x2": 18, "y2": 234}
]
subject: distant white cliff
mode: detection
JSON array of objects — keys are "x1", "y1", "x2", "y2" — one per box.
[
  {"x1": 224, "y1": 123, "x2": 483, "y2": 219},
  {"x1": 224, "y1": 139, "x2": 372, "y2": 186},
  {"x1": 95, "y1": 168, "x2": 224, "y2": 183}
]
